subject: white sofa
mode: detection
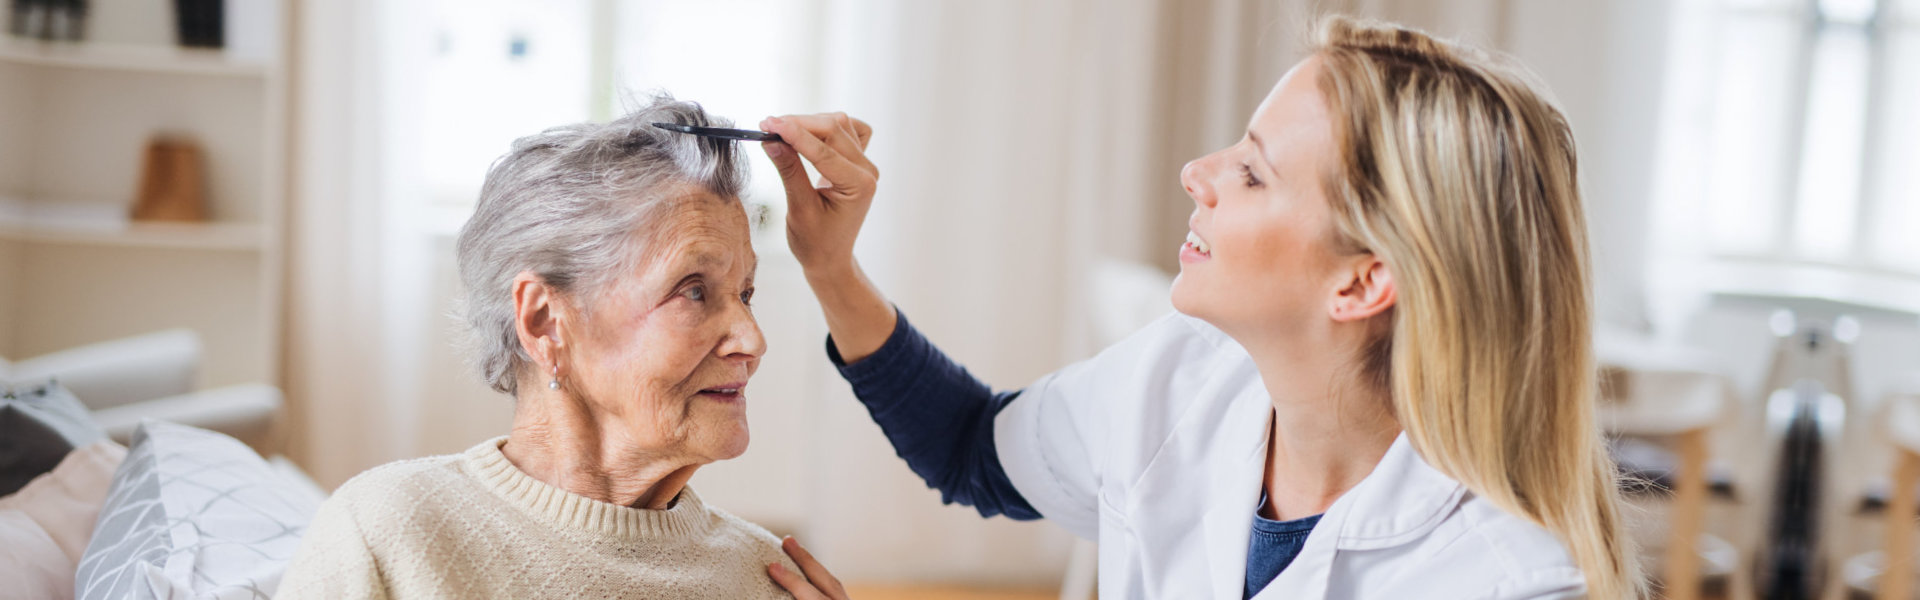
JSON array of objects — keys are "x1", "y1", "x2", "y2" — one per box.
[{"x1": 0, "y1": 330, "x2": 283, "y2": 448}]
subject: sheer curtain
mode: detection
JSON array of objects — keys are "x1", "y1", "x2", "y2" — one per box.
[{"x1": 286, "y1": 0, "x2": 400, "y2": 487}]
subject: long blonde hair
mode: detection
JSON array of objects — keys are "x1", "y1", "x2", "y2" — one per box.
[{"x1": 1311, "y1": 17, "x2": 1641, "y2": 598}]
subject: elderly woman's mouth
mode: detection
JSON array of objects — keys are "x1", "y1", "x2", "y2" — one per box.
[{"x1": 697, "y1": 383, "x2": 748, "y2": 402}]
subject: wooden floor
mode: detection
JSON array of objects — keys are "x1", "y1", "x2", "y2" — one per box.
[
  {"x1": 843, "y1": 578, "x2": 1740, "y2": 600},
  {"x1": 843, "y1": 583, "x2": 1058, "y2": 600}
]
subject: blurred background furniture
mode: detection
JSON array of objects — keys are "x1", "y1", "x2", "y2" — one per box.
[
  {"x1": 1598, "y1": 325, "x2": 1740, "y2": 600},
  {"x1": 0, "y1": 328, "x2": 283, "y2": 451},
  {"x1": 1875, "y1": 383, "x2": 1920, "y2": 599},
  {"x1": 0, "y1": 0, "x2": 288, "y2": 394}
]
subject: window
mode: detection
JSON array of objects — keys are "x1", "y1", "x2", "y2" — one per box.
[
  {"x1": 381, "y1": 0, "x2": 813, "y2": 233},
  {"x1": 1651, "y1": 0, "x2": 1920, "y2": 311},
  {"x1": 607, "y1": 0, "x2": 816, "y2": 226}
]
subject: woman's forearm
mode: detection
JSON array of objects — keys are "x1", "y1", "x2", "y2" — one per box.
[
  {"x1": 829, "y1": 309, "x2": 1040, "y2": 521},
  {"x1": 802, "y1": 259, "x2": 896, "y2": 364}
]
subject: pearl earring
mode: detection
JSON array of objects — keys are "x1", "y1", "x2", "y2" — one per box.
[{"x1": 548, "y1": 365, "x2": 560, "y2": 390}]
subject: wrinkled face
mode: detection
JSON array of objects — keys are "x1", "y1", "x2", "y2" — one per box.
[
  {"x1": 1172, "y1": 56, "x2": 1351, "y2": 337},
  {"x1": 564, "y1": 191, "x2": 764, "y2": 464}
]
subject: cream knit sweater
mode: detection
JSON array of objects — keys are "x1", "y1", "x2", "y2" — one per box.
[{"x1": 277, "y1": 437, "x2": 803, "y2": 599}]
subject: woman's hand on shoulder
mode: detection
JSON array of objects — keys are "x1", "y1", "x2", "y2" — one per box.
[
  {"x1": 767, "y1": 536, "x2": 852, "y2": 600},
  {"x1": 759, "y1": 113, "x2": 876, "y2": 274}
]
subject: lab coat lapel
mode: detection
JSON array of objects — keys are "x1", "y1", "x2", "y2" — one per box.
[
  {"x1": 1198, "y1": 396, "x2": 1272, "y2": 599},
  {"x1": 1249, "y1": 434, "x2": 1468, "y2": 599},
  {"x1": 1332, "y1": 435, "x2": 1466, "y2": 550},
  {"x1": 1250, "y1": 492, "x2": 1347, "y2": 600}
]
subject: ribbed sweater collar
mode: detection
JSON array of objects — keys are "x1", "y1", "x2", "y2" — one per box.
[{"x1": 463, "y1": 436, "x2": 713, "y2": 542}]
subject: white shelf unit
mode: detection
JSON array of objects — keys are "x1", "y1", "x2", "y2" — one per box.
[
  {"x1": 0, "y1": 37, "x2": 268, "y2": 77},
  {"x1": 0, "y1": 11, "x2": 288, "y2": 390}
]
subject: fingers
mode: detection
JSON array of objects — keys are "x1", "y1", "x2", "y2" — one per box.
[
  {"x1": 830, "y1": 112, "x2": 873, "y2": 151},
  {"x1": 761, "y1": 141, "x2": 817, "y2": 210},
  {"x1": 844, "y1": 114, "x2": 873, "y2": 150},
  {"x1": 763, "y1": 112, "x2": 871, "y2": 146},
  {"x1": 773, "y1": 114, "x2": 875, "y2": 176},
  {"x1": 783, "y1": 536, "x2": 849, "y2": 599},
  {"x1": 761, "y1": 117, "x2": 877, "y2": 198},
  {"x1": 767, "y1": 563, "x2": 829, "y2": 600}
]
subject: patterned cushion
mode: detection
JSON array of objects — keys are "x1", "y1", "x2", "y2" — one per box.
[
  {"x1": 0, "y1": 380, "x2": 108, "y2": 496},
  {"x1": 74, "y1": 421, "x2": 321, "y2": 600}
]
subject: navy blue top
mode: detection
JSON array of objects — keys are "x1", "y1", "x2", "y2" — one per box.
[
  {"x1": 827, "y1": 310, "x2": 1041, "y2": 520},
  {"x1": 1244, "y1": 496, "x2": 1322, "y2": 598},
  {"x1": 826, "y1": 309, "x2": 1320, "y2": 590}
]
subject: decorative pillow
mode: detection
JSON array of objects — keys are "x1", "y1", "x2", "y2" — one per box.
[
  {"x1": 0, "y1": 441, "x2": 128, "y2": 560},
  {"x1": 74, "y1": 421, "x2": 321, "y2": 600},
  {"x1": 0, "y1": 510, "x2": 71, "y2": 600},
  {"x1": 0, "y1": 381, "x2": 108, "y2": 496},
  {"x1": 0, "y1": 441, "x2": 127, "y2": 600}
]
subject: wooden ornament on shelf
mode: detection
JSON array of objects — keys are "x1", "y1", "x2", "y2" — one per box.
[{"x1": 131, "y1": 137, "x2": 208, "y2": 222}]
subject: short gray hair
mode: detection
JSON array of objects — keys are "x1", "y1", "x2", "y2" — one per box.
[{"x1": 454, "y1": 94, "x2": 748, "y2": 395}]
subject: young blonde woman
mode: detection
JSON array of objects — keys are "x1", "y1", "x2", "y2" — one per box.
[{"x1": 757, "y1": 16, "x2": 1640, "y2": 599}]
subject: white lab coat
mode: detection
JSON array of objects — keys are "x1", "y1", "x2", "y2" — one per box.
[{"x1": 994, "y1": 313, "x2": 1588, "y2": 599}]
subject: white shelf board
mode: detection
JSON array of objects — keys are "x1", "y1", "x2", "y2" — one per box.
[
  {"x1": 0, "y1": 199, "x2": 265, "y2": 251},
  {"x1": 0, "y1": 37, "x2": 268, "y2": 77},
  {"x1": 1689, "y1": 256, "x2": 1920, "y2": 316}
]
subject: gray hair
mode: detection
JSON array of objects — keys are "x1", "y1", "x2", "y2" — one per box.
[{"x1": 454, "y1": 94, "x2": 749, "y2": 395}]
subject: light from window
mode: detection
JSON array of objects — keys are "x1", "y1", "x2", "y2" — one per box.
[
  {"x1": 1651, "y1": 0, "x2": 1920, "y2": 313},
  {"x1": 1790, "y1": 0, "x2": 1873, "y2": 260},
  {"x1": 404, "y1": 0, "x2": 592, "y2": 207},
  {"x1": 1867, "y1": 0, "x2": 1920, "y2": 271},
  {"x1": 611, "y1": 0, "x2": 812, "y2": 218},
  {"x1": 1705, "y1": 9, "x2": 1804, "y2": 255}
]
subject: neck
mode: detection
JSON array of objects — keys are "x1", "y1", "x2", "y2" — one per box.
[
  {"x1": 500, "y1": 394, "x2": 700, "y2": 510},
  {"x1": 1242, "y1": 334, "x2": 1401, "y2": 521}
]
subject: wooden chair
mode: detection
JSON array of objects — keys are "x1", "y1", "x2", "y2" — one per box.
[
  {"x1": 1596, "y1": 329, "x2": 1736, "y2": 600},
  {"x1": 1877, "y1": 387, "x2": 1920, "y2": 599}
]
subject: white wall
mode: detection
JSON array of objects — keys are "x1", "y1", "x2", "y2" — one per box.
[{"x1": 1506, "y1": 0, "x2": 1672, "y2": 332}]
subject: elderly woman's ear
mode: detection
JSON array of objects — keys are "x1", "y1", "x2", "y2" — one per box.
[{"x1": 511, "y1": 270, "x2": 570, "y2": 384}]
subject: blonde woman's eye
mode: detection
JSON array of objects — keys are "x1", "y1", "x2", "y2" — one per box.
[{"x1": 1241, "y1": 164, "x2": 1263, "y2": 188}]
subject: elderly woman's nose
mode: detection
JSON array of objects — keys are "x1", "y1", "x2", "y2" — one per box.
[
  {"x1": 1180, "y1": 159, "x2": 1216, "y2": 208},
  {"x1": 721, "y1": 314, "x2": 768, "y2": 360}
]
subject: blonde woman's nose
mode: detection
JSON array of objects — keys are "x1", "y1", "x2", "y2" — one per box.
[{"x1": 1180, "y1": 159, "x2": 1216, "y2": 208}]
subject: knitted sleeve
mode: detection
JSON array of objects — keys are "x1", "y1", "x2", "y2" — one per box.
[{"x1": 276, "y1": 495, "x2": 389, "y2": 600}]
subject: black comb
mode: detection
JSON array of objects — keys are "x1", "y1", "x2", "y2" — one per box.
[{"x1": 651, "y1": 122, "x2": 783, "y2": 143}]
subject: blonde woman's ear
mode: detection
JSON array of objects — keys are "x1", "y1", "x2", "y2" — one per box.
[{"x1": 1330, "y1": 259, "x2": 1395, "y2": 322}]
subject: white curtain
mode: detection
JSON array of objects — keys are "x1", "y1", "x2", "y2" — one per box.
[{"x1": 286, "y1": 0, "x2": 402, "y2": 486}]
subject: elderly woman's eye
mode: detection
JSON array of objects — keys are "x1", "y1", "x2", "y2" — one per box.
[
  {"x1": 682, "y1": 285, "x2": 706, "y2": 302},
  {"x1": 740, "y1": 288, "x2": 755, "y2": 306}
]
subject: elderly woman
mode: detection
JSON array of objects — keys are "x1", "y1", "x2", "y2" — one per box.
[{"x1": 279, "y1": 96, "x2": 806, "y2": 599}]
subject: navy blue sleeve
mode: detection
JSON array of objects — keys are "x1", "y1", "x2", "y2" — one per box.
[{"x1": 827, "y1": 309, "x2": 1042, "y2": 521}]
